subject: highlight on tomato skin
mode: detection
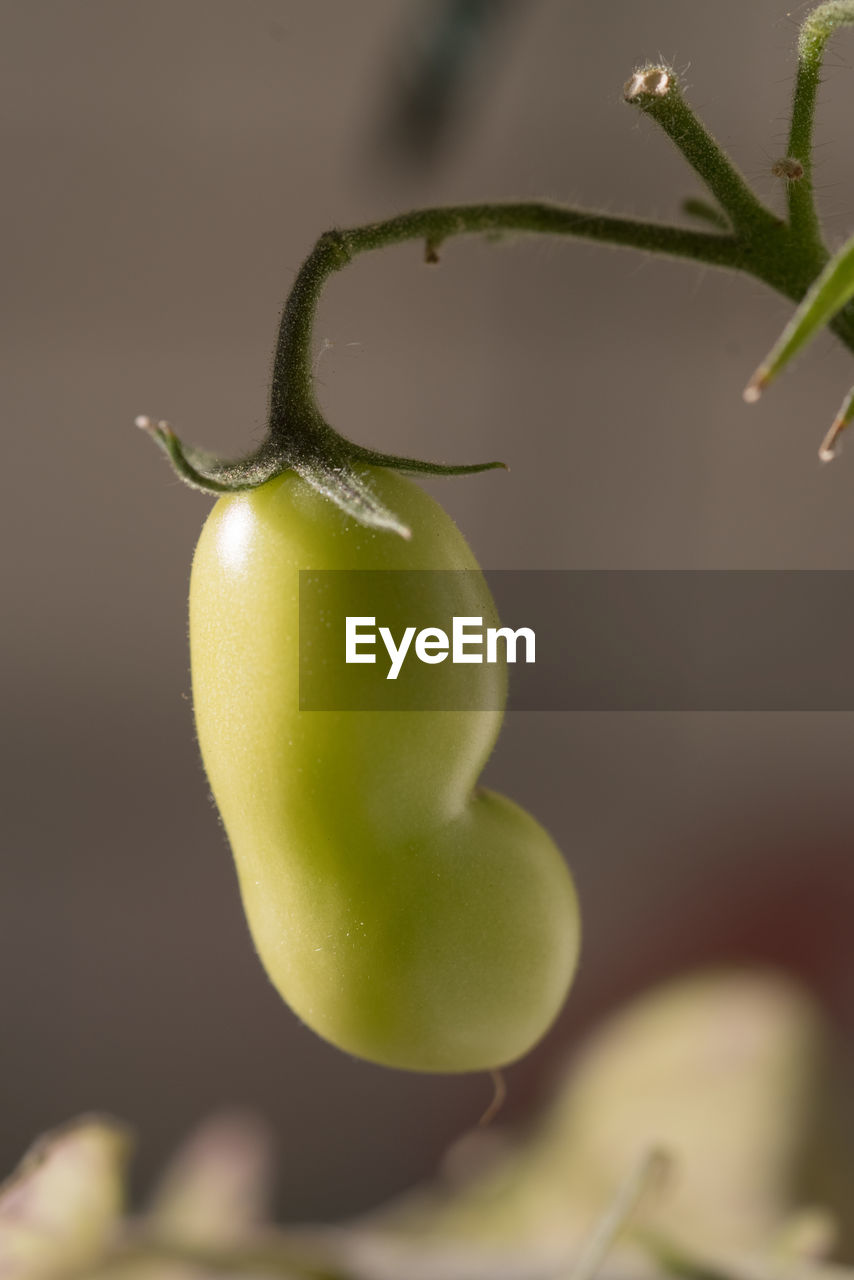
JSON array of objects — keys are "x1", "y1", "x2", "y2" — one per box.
[{"x1": 189, "y1": 467, "x2": 581, "y2": 1073}]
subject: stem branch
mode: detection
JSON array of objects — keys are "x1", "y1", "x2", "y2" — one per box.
[
  {"x1": 268, "y1": 203, "x2": 743, "y2": 442},
  {"x1": 624, "y1": 66, "x2": 780, "y2": 242},
  {"x1": 787, "y1": 1, "x2": 854, "y2": 250},
  {"x1": 139, "y1": 10, "x2": 854, "y2": 530}
]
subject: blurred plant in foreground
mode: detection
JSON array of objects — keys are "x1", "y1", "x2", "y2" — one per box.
[{"x1": 1, "y1": 970, "x2": 852, "y2": 1280}]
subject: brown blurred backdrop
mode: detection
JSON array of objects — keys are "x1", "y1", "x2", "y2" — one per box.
[{"x1": 2, "y1": 0, "x2": 854, "y2": 1218}]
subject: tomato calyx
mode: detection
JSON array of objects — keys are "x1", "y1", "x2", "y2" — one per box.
[
  {"x1": 138, "y1": 226, "x2": 503, "y2": 538},
  {"x1": 137, "y1": 412, "x2": 504, "y2": 540}
]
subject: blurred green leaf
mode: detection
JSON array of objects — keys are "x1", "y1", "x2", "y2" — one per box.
[
  {"x1": 3, "y1": 973, "x2": 853, "y2": 1280},
  {"x1": 147, "y1": 1111, "x2": 274, "y2": 1249},
  {"x1": 745, "y1": 233, "x2": 854, "y2": 400},
  {"x1": 373, "y1": 971, "x2": 841, "y2": 1260},
  {"x1": 0, "y1": 1116, "x2": 129, "y2": 1279}
]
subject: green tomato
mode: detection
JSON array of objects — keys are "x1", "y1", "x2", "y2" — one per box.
[{"x1": 189, "y1": 466, "x2": 580, "y2": 1072}]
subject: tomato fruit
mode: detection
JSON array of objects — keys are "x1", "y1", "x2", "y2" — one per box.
[{"x1": 189, "y1": 466, "x2": 580, "y2": 1072}]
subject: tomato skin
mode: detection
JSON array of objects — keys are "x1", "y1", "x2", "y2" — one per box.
[{"x1": 190, "y1": 466, "x2": 580, "y2": 1072}]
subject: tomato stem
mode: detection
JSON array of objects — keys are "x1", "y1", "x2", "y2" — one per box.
[
  {"x1": 624, "y1": 66, "x2": 781, "y2": 245},
  {"x1": 140, "y1": 3, "x2": 854, "y2": 536},
  {"x1": 787, "y1": 1, "x2": 854, "y2": 254}
]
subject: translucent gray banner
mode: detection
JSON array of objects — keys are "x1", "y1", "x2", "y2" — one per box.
[{"x1": 298, "y1": 570, "x2": 854, "y2": 710}]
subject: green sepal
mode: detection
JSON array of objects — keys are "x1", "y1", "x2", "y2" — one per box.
[{"x1": 138, "y1": 415, "x2": 503, "y2": 537}]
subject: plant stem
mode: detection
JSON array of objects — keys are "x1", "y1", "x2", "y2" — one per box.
[
  {"x1": 787, "y1": 1, "x2": 854, "y2": 252},
  {"x1": 681, "y1": 198, "x2": 731, "y2": 233},
  {"x1": 140, "y1": 15, "x2": 854, "y2": 532},
  {"x1": 268, "y1": 205, "x2": 744, "y2": 443},
  {"x1": 625, "y1": 68, "x2": 780, "y2": 243}
]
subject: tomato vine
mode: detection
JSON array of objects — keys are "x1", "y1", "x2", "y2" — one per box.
[{"x1": 140, "y1": 0, "x2": 854, "y2": 537}]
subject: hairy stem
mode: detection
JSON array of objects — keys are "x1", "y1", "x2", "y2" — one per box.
[
  {"x1": 787, "y1": 0, "x2": 854, "y2": 250},
  {"x1": 682, "y1": 197, "x2": 731, "y2": 233},
  {"x1": 624, "y1": 67, "x2": 780, "y2": 242},
  {"x1": 268, "y1": 204, "x2": 744, "y2": 441},
  {"x1": 141, "y1": 11, "x2": 854, "y2": 530}
]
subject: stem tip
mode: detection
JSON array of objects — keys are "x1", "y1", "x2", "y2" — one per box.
[
  {"x1": 624, "y1": 66, "x2": 672, "y2": 103},
  {"x1": 743, "y1": 377, "x2": 766, "y2": 404},
  {"x1": 819, "y1": 415, "x2": 847, "y2": 463}
]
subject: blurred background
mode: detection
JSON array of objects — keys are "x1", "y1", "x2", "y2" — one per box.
[{"x1": 2, "y1": 0, "x2": 854, "y2": 1222}]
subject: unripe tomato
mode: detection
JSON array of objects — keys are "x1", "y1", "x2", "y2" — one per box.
[{"x1": 189, "y1": 466, "x2": 580, "y2": 1072}]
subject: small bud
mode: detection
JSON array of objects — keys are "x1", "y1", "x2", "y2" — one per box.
[
  {"x1": 624, "y1": 67, "x2": 672, "y2": 102},
  {"x1": 771, "y1": 157, "x2": 804, "y2": 182}
]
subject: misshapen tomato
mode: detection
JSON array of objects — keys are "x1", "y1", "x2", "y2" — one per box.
[{"x1": 190, "y1": 467, "x2": 580, "y2": 1072}]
